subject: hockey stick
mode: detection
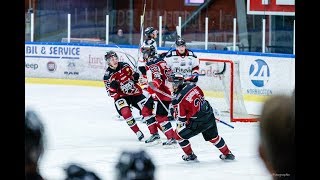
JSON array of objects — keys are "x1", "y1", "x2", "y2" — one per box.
[
  {"x1": 215, "y1": 118, "x2": 234, "y2": 129},
  {"x1": 204, "y1": 61, "x2": 226, "y2": 75},
  {"x1": 148, "y1": 82, "x2": 172, "y2": 99},
  {"x1": 214, "y1": 62, "x2": 226, "y2": 75},
  {"x1": 153, "y1": 93, "x2": 171, "y2": 113},
  {"x1": 184, "y1": 74, "x2": 206, "y2": 77},
  {"x1": 113, "y1": 44, "x2": 137, "y2": 69},
  {"x1": 135, "y1": 0, "x2": 147, "y2": 72}
]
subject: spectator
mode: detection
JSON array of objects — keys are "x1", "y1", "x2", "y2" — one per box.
[
  {"x1": 25, "y1": 109, "x2": 46, "y2": 180},
  {"x1": 111, "y1": 29, "x2": 129, "y2": 45},
  {"x1": 258, "y1": 94, "x2": 295, "y2": 179},
  {"x1": 115, "y1": 150, "x2": 155, "y2": 180},
  {"x1": 157, "y1": 25, "x2": 175, "y2": 47}
]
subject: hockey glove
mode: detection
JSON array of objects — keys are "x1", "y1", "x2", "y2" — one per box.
[
  {"x1": 159, "y1": 52, "x2": 167, "y2": 58},
  {"x1": 109, "y1": 81, "x2": 120, "y2": 97},
  {"x1": 132, "y1": 72, "x2": 140, "y2": 82},
  {"x1": 138, "y1": 66, "x2": 147, "y2": 75},
  {"x1": 184, "y1": 73, "x2": 198, "y2": 83}
]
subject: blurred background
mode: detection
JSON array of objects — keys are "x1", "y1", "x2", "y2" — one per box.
[{"x1": 25, "y1": 0, "x2": 295, "y2": 54}]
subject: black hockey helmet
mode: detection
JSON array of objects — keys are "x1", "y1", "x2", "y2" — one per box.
[
  {"x1": 170, "y1": 72, "x2": 185, "y2": 92},
  {"x1": 144, "y1": 27, "x2": 157, "y2": 37},
  {"x1": 175, "y1": 37, "x2": 186, "y2": 46},
  {"x1": 104, "y1": 50, "x2": 118, "y2": 63},
  {"x1": 141, "y1": 44, "x2": 156, "y2": 61},
  {"x1": 25, "y1": 109, "x2": 45, "y2": 165},
  {"x1": 64, "y1": 163, "x2": 102, "y2": 180},
  {"x1": 115, "y1": 150, "x2": 155, "y2": 180}
]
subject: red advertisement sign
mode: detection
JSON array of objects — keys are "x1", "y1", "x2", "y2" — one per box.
[{"x1": 247, "y1": 0, "x2": 295, "y2": 16}]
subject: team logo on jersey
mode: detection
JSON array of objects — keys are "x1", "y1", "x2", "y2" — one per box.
[
  {"x1": 188, "y1": 61, "x2": 192, "y2": 66},
  {"x1": 149, "y1": 64, "x2": 160, "y2": 72},
  {"x1": 249, "y1": 59, "x2": 270, "y2": 87}
]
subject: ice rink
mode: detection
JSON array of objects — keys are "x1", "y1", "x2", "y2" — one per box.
[{"x1": 26, "y1": 83, "x2": 271, "y2": 180}]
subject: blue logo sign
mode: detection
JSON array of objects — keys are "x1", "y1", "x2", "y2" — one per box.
[{"x1": 249, "y1": 59, "x2": 270, "y2": 87}]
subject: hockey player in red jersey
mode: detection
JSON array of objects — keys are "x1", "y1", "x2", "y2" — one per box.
[
  {"x1": 170, "y1": 73, "x2": 235, "y2": 161},
  {"x1": 103, "y1": 51, "x2": 147, "y2": 141},
  {"x1": 140, "y1": 44, "x2": 177, "y2": 146}
]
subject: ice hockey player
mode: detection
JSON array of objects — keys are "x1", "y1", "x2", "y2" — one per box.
[
  {"x1": 164, "y1": 37, "x2": 200, "y2": 84},
  {"x1": 170, "y1": 72, "x2": 235, "y2": 161},
  {"x1": 138, "y1": 26, "x2": 159, "y2": 76},
  {"x1": 138, "y1": 27, "x2": 174, "y2": 122},
  {"x1": 103, "y1": 50, "x2": 147, "y2": 141},
  {"x1": 143, "y1": 27, "x2": 158, "y2": 52},
  {"x1": 140, "y1": 44, "x2": 177, "y2": 146},
  {"x1": 163, "y1": 37, "x2": 200, "y2": 121}
]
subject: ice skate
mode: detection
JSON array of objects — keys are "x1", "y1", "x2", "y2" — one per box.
[
  {"x1": 182, "y1": 152, "x2": 198, "y2": 161},
  {"x1": 219, "y1": 152, "x2": 235, "y2": 161},
  {"x1": 162, "y1": 138, "x2": 178, "y2": 148},
  {"x1": 136, "y1": 130, "x2": 144, "y2": 141},
  {"x1": 145, "y1": 133, "x2": 161, "y2": 145}
]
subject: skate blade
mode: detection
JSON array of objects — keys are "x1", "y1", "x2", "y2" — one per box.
[
  {"x1": 145, "y1": 139, "x2": 162, "y2": 146},
  {"x1": 183, "y1": 158, "x2": 199, "y2": 163},
  {"x1": 220, "y1": 158, "x2": 235, "y2": 162},
  {"x1": 163, "y1": 143, "x2": 179, "y2": 149}
]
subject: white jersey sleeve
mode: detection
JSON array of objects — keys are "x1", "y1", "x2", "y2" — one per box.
[
  {"x1": 143, "y1": 39, "x2": 158, "y2": 53},
  {"x1": 138, "y1": 39, "x2": 158, "y2": 67}
]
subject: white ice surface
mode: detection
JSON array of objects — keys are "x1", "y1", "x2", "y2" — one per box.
[{"x1": 25, "y1": 84, "x2": 271, "y2": 180}]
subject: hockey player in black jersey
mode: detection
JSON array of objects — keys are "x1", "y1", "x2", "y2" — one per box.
[{"x1": 170, "y1": 73, "x2": 235, "y2": 161}]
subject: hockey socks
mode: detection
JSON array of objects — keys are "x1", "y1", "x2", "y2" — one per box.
[
  {"x1": 209, "y1": 135, "x2": 231, "y2": 155},
  {"x1": 121, "y1": 107, "x2": 140, "y2": 134}
]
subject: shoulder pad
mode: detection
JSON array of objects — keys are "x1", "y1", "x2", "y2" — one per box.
[
  {"x1": 187, "y1": 49, "x2": 197, "y2": 58},
  {"x1": 103, "y1": 70, "x2": 112, "y2": 80}
]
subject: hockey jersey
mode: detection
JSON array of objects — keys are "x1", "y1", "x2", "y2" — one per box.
[
  {"x1": 137, "y1": 38, "x2": 158, "y2": 68},
  {"x1": 145, "y1": 56, "x2": 172, "y2": 102},
  {"x1": 164, "y1": 49, "x2": 199, "y2": 82},
  {"x1": 103, "y1": 62, "x2": 143, "y2": 100},
  {"x1": 172, "y1": 84, "x2": 206, "y2": 124}
]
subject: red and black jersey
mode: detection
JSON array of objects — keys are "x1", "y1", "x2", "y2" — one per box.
[
  {"x1": 103, "y1": 62, "x2": 142, "y2": 100},
  {"x1": 145, "y1": 57, "x2": 172, "y2": 102},
  {"x1": 172, "y1": 84, "x2": 206, "y2": 124}
]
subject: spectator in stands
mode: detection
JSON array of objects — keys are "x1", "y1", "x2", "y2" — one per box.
[
  {"x1": 25, "y1": 109, "x2": 46, "y2": 180},
  {"x1": 115, "y1": 150, "x2": 155, "y2": 180},
  {"x1": 157, "y1": 25, "x2": 175, "y2": 47},
  {"x1": 111, "y1": 29, "x2": 129, "y2": 45},
  {"x1": 258, "y1": 94, "x2": 295, "y2": 179}
]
